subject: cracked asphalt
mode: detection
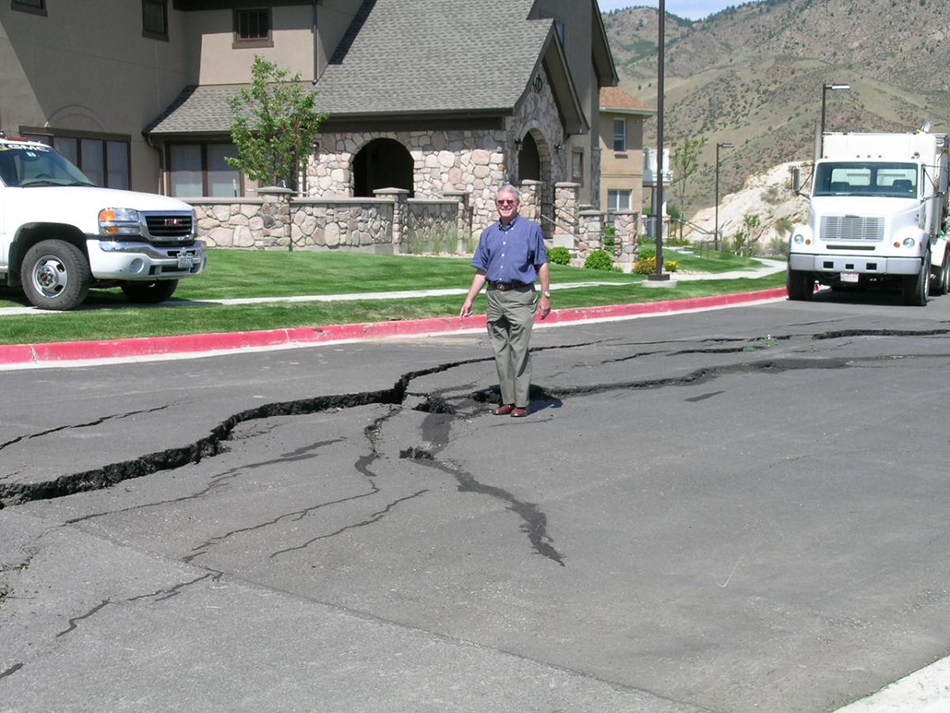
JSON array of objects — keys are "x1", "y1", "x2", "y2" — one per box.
[{"x1": 2, "y1": 287, "x2": 950, "y2": 712}]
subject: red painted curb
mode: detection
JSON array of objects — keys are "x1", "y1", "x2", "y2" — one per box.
[{"x1": 2, "y1": 287, "x2": 788, "y2": 366}]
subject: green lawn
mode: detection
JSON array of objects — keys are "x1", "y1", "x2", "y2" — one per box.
[{"x1": 0, "y1": 250, "x2": 784, "y2": 345}]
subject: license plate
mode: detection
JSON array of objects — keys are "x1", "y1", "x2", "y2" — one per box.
[
  {"x1": 177, "y1": 254, "x2": 194, "y2": 270},
  {"x1": 840, "y1": 272, "x2": 859, "y2": 283}
]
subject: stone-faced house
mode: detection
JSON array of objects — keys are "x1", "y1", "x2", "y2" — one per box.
[
  {"x1": 146, "y1": 0, "x2": 619, "y2": 240},
  {"x1": 2, "y1": 0, "x2": 619, "y2": 250}
]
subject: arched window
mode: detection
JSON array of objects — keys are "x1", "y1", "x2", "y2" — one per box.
[{"x1": 353, "y1": 138, "x2": 414, "y2": 197}]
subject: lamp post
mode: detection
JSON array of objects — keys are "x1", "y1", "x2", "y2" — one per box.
[
  {"x1": 649, "y1": 0, "x2": 668, "y2": 281},
  {"x1": 820, "y1": 83, "x2": 849, "y2": 157},
  {"x1": 714, "y1": 142, "x2": 733, "y2": 252}
]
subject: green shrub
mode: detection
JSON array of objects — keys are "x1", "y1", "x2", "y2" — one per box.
[
  {"x1": 639, "y1": 245, "x2": 656, "y2": 259},
  {"x1": 603, "y1": 225, "x2": 617, "y2": 251},
  {"x1": 634, "y1": 256, "x2": 657, "y2": 274},
  {"x1": 548, "y1": 246, "x2": 571, "y2": 265},
  {"x1": 584, "y1": 250, "x2": 614, "y2": 271},
  {"x1": 665, "y1": 259, "x2": 679, "y2": 273}
]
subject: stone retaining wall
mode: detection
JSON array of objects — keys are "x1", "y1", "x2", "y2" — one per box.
[{"x1": 188, "y1": 187, "x2": 637, "y2": 264}]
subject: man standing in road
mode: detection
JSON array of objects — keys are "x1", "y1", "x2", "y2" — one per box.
[{"x1": 460, "y1": 184, "x2": 551, "y2": 417}]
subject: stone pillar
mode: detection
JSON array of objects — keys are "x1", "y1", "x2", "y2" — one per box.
[
  {"x1": 443, "y1": 189, "x2": 472, "y2": 252},
  {"x1": 374, "y1": 187, "x2": 410, "y2": 253},
  {"x1": 518, "y1": 180, "x2": 542, "y2": 223},
  {"x1": 257, "y1": 186, "x2": 295, "y2": 250},
  {"x1": 613, "y1": 210, "x2": 640, "y2": 263},
  {"x1": 554, "y1": 181, "x2": 580, "y2": 250},
  {"x1": 577, "y1": 209, "x2": 604, "y2": 261}
]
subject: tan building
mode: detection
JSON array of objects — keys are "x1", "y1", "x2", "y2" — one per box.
[
  {"x1": 2, "y1": 0, "x2": 618, "y2": 236},
  {"x1": 598, "y1": 86, "x2": 653, "y2": 222}
]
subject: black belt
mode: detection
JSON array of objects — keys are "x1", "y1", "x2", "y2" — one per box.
[{"x1": 490, "y1": 281, "x2": 532, "y2": 291}]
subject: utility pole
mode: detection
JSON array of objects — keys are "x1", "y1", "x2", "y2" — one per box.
[{"x1": 649, "y1": 0, "x2": 669, "y2": 282}]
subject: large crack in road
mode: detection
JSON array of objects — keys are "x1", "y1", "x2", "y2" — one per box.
[{"x1": 3, "y1": 328, "x2": 947, "y2": 508}]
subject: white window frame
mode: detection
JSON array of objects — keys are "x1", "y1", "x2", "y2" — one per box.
[{"x1": 613, "y1": 118, "x2": 627, "y2": 152}]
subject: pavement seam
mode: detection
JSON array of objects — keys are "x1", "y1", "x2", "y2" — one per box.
[{"x1": 26, "y1": 507, "x2": 715, "y2": 712}]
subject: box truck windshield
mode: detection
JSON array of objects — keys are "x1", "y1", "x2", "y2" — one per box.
[{"x1": 814, "y1": 161, "x2": 918, "y2": 199}]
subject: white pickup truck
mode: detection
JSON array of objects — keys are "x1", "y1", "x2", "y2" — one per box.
[
  {"x1": 0, "y1": 135, "x2": 206, "y2": 310},
  {"x1": 788, "y1": 131, "x2": 949, "y2": 306}
]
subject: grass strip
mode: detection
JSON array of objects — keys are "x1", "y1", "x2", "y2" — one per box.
[
  {"x1": 0, "y1": 273, "x2": 786, "y2": 346},
  {"x1": 0, "y1": 249, "x2": 770, "y2": 308}
]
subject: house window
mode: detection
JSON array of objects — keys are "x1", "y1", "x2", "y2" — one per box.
[
  {"x1": 607, "y1": 189, "x2": 632, "y2": 214},
  {"x1": 11, "y1": 0, "x2": 47, "y2": 16},
  {"x1": 571, "y1": 149, "x2": 584, "y2": 185},
  {"x1": 142, "y1": 0, "x2": 168, "y2": 41},
  {"x1": 234, "y1": 9, "x2": 272, "y2": 48},
  {"x1": 613, "y1": 118, "x2": 627, "y2": 152},
  {"x1": 22, "y1": 130, "x2": 130, "y2": 189},
  {"x1": 169, "y1": 143, "x2": 243, "y2": 198}
]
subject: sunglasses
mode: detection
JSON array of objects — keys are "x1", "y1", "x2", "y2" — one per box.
[{"x1": 496, "y1": 199, "x2": 517, "y2": 206}]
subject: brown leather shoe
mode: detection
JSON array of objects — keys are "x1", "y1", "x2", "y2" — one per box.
[
  {"x1": 510, "y1": 406, "x2": 529, "y2": 418},
  {"x1": 492, "y1": 404, "x2": 515, "y2": 416}
]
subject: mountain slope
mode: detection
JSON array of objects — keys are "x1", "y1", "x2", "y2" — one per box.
[{"x1": 603, "y1": 0, "x2": 950, "y2": 214}]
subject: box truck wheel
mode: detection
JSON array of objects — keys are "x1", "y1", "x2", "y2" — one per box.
[
  {"x1": 20, "y1": 239, "x2": 91, "y2": 311},
  {"x1": 120, "y1": 279, "x2": 179, "y2": 304},
  {"x1": 932, "y1": 258, "x2": 950, "y2": 296},
  {"x1": 902, "y1": 256, "x2": 930, "y2": 306},
  {"x1": 786, "y1": 267, "x2": 814, "y2": 301}
]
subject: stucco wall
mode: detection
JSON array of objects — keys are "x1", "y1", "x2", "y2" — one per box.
[
  {"x1": 186, "y1": 5, "x2": 315, "y2": 85},
  {"x1": 598, "y1": 111, "x2": 647, "y2": 216},
  {"x1": 0, "y1": 0, "x2": 190, "y2": 193}
]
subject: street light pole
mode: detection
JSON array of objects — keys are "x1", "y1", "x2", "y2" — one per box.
[
  {"x1": 820, "y1": 83, "x2": 850, "y2": 157},
  {"x1": 714, "y1": 142, "x2": 733, "y2": 252},
  {"x1": 650, "y1": 0, "x2": 668, "y2": 281}
]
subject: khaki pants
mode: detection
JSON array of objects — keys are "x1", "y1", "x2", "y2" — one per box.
[{"x1": 486, "y1": 284, "x2": 538, "y2": 407}]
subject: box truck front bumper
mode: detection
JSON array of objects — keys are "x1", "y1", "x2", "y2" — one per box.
[{"x1": 789, "y1": 253, "x2": 921, "y2": 276}]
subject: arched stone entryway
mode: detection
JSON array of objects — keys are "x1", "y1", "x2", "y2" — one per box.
[
  {"x1": 518, "y1": 132, "x2": 541, "y2": 181},
  {"x1": 517, "y1": 128, "x2": 554, "y2": 237},
  {"x1": 353, "y1": 138, "x2": 414, "y2": 197}
]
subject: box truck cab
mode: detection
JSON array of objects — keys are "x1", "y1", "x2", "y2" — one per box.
[
  {"x1": 0, "y1": 134, "x2": 206, "y2": 310},
  {"x1": 787, "y1": 132, "x2": 949, "y2": 306}
]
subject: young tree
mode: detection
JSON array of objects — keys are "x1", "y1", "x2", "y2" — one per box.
[
  {"x1": 733, "y1": 213, "x2": 767, "y2": 255},
  {"x1": 227, "y1": 55, "x2": 326, "y2": 188},
  {"x1": 670, "y1": 135, "x2": 708, "y2": 238}
]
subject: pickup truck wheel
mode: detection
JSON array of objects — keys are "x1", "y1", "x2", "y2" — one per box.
[
  {"x1": 120, "y1": 279, "x2": 179, "y2": 304},
  {"x1": 21, "y1": 240, "x2": 91, "y2": 311},
  {"x1": 786, "y1": 268, "x2": 814, "y2": 301},
  {"x1": 902, "y1": 256, "x2": 930, "y2": 306}
]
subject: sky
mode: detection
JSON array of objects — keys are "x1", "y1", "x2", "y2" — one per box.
[{"x1": 598, "y1": 1, "x2": 740, "y2": 21}]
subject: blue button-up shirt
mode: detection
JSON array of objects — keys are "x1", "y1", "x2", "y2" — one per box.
[{"x1": 471, "y1": 216, "x2": 548, "y2": 284}]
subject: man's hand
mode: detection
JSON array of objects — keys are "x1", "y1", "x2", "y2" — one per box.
[
  {"x1": 539, "y1": 295, "x2": 551, "y2": 320},
  {"x1": 460, "y1": 299, "x2": 474, "y2": 319}
]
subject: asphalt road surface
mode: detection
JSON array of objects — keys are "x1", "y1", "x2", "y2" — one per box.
[{"x1": 3, "y1": 287, "x2": 950, "y2": 712}]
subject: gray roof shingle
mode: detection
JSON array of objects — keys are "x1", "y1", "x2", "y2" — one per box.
[{"x1": 147, "y1": 0, "x2": 553, "y2": 135}]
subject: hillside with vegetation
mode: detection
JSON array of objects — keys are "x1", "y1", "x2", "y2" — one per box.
[{"x1": 603, "y1": 0, "x2": 950, "y2": 216}]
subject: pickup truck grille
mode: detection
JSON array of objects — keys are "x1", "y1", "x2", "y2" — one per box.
[
  {"x1": 820, "y1": 216, "x2": 884, "y2": 242},
  {"x1": 143, "y1": 212, "x2": 194, "y2": 241}
]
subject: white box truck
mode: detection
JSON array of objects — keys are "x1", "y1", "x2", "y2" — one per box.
[
  {"x1": 787, "y1": 131, "x2": 949, "y2": 306},
  {"x1": 0, "y1": 134, "x2": 206, "y2": 310}
]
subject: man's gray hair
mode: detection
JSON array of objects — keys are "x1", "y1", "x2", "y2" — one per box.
[{"x1": 496, "y1": 184, "x2": 521, "y2": 203}]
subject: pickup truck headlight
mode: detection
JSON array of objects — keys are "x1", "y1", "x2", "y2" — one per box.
[{"x1": 99, "y1": 208, "x2": 143, "y2": 236}]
